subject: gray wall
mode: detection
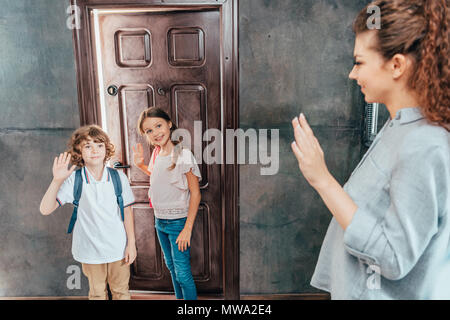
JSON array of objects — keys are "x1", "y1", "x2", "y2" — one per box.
[
  {"x1": 0, "y1": 0, "x2": 383, "y2": 297},
  {"x1": 239, "y1": 0, "x2": 370, "y2": 294},
  {"x1": 0, "y1": 0, "x2": 86, "y2": 296}
]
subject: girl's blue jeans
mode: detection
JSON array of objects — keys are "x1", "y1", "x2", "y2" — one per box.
[{"x1": 155, "y1": 217, "x2": 197, "y2": 300}]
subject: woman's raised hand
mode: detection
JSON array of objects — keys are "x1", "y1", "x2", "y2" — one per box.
[
  {"x1": 291, "y1": 113, "x2": 332, "y2": 190},
  {"x1": 52, "y1": 152, "x2": 76, "y2": 182},
  {"x1": 132, "y1": 143, "x2": 145, "y2": 167}
]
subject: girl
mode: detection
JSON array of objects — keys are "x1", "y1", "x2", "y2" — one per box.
[
  {"x1": 133, "y1": 107, "x2": 201, "y2": 300},
  {"x1": 291, "y1": 0, "x2": 449, "y2": 299}
]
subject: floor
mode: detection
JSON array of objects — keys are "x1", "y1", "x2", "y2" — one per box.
[
  {"x1": 0, "y1": 292, "x2": 329, "y2": 300},
  {"x1": 0, "y1": 291, "x2": 223, "y2": 300},
  {"x1": 131, "y1": 291, "x2": 222, "y2": 300}
]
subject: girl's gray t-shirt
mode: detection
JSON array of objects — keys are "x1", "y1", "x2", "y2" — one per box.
[{"x1": 149, "y1": 148, "x2": 201, "y2": 219}]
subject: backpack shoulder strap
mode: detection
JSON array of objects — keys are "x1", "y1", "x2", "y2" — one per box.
[
  {"x1": 67, "y1": 168, "x2": 83, "y2": 234},
  {"x1": 107, "y1": 167, "x2": 124, "y2": 221}
]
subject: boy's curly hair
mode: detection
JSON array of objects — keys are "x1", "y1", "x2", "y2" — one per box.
[{"x1": 67, "y1": 125, "x2": 115, "y2": 167}]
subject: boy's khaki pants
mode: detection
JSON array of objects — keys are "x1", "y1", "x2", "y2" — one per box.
[{"x1": 81, "y1": 259, "x2": 131, "y2": 300}]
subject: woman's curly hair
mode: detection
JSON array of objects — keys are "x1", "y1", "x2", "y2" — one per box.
[
  {"x1": 67, "y1": 125, "x2": 115, "y2": 167},
  {"x1": 353, "y1": 0, "x2": 450, "y2": 130}
]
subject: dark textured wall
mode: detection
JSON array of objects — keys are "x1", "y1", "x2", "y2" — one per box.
[
  {"x1": 0, "y1": 0, "x2": 389, "y2": 297},
  {"x1": 239, "y1": 0, "x2": 370, "y2": 294},
  {"x1": 0, "y1": 0, "x2": 87, "y2": 296}
]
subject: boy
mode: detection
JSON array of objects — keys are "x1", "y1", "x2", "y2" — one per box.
[{"x1": 40, "y1": 125, "x2": 136, "y2": 300}]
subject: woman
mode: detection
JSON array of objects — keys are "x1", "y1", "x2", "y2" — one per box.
[{"x1": 291, "y1": 0, "x2": 449, "y2": 299}]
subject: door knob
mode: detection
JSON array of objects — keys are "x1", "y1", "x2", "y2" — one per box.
[
  {"x1": 107, "y1": 85, "x2": 118, "y2": 96},
  {"x1": 157, "y1": 87, "x2": 166, "y2": 96}
]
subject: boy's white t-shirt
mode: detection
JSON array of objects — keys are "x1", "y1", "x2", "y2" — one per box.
[
  {"x1": 56, "y1": 166, "x2": 135, "y2": 264},
  {"x1": 149, "y1": 148, "x2": 201, "y2": 219}
]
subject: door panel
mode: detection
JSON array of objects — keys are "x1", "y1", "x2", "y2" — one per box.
[
  {"x1": 92, "y1": 8, "x2": 222, "y2": 292},
  {"x1": 168, "y1": 27, "x2": 205, "y2": 66},
  {"x1": 190, "y1": 204, "x2": 210, "y2": 281},
  {"x1": 118, "y1": 84, "x2": 155, "y2": 185},
  {"x1": 115, "y1": 29, "x2": 152, "y2": 68},
  {"x1": 133, "y1": 205, "x2": 163, "y2": 280},
  {"x1": 170, "y1": 84, "x2": 208, "y2": 187}
]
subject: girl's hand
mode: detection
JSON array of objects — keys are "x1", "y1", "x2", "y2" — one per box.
[
  {"x1": 291, "y1": 113, "x2": 332, "y2": 190},
  {"x1": 176, "y1": 228, "x2": 192, "y2": 252},
  {"x1": 132, "y1": 143, "x2": 145, "y2": 167},
  {"x1": 52, "y1": 152, "x2": 76, "y2": 182},
  {"x1": 124, "y1": 244, "x2": 137, "y2": 266}
]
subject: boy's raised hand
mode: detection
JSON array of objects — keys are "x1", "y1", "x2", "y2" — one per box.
[
  {"x1": 53, "y1": 152, "x2": 76, "y2": 182},
  {"x1": 132, "y1": 143, "x2": 145, "y2": 167}
]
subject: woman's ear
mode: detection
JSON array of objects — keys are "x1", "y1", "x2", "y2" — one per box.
[
  {"x1": 169, "y1": 121, "x2": 173, "y2": 129},
  {"x1": 390, "y1": 53, "x2": 410, "y2": 80}
]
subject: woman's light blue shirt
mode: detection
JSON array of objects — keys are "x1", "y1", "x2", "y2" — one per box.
[{"x1": 310, "y1": 107, "x2": 450, "y2": 299}]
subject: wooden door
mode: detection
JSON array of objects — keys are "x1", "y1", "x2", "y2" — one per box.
[{"x1": 91, "y1": 8, "x2": 222, "y2": 293}]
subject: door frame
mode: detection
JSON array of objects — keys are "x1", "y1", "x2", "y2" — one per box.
[{"x1": 70, "y1": 0, "x2": 239, "y2": 299}]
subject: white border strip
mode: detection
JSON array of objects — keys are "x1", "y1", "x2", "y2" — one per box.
[{"x1": 92, "y1": 9, "x2": 108, "y2": 133}]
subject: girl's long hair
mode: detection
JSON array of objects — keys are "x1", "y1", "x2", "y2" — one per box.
[
  {"x1": 137, "y1": 107, "x2": 183, "y2": 170},
  {"x1": 353, "y1": 0, "x2": 449, "y2": 130}
]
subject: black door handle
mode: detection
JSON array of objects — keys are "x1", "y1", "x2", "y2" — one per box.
[{"x1": 113, "y1": 161, "x2": 130, "y2": 169}]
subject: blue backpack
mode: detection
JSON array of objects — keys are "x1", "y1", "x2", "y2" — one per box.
[{"x1": 67, "y1": 167, "x2": 124, "y2": 234}]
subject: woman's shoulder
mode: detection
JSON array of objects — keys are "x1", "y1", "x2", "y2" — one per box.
[
  {"x1": 398, "y1": 120, "x2": 450, "y2": 159},
  {"x1": 403, "y1": 119, "x2": 450, "y2": 150}
]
